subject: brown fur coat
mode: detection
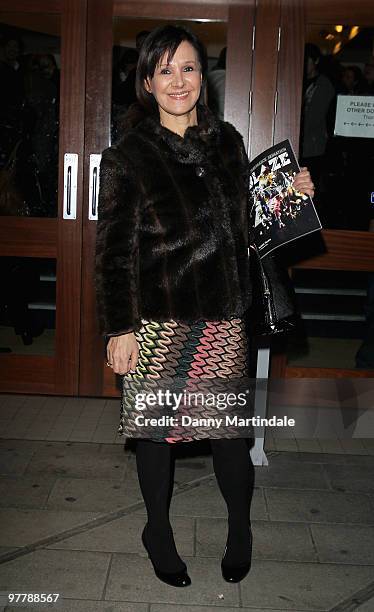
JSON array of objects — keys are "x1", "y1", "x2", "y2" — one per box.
[{"x1": 95, "y1": 104, "x2": 251, "y2": 336}]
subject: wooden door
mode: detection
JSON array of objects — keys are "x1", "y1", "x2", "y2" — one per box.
[
  {"x1": 79, "y1": 0, "x2": 255, "y2": 397},
  {"x1": 0, "y1": 0, "x2": 87, "y2": 394}
]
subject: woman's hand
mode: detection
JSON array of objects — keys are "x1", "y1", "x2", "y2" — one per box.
[
  {"x1": 293, "y1": 167, "x2": 315, "y2": 198},
  {"x1": 106, "y1": 333, "x2": 139, "y2": 375}
]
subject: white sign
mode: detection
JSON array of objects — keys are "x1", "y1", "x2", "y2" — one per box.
[{"x1": 334, "y1": 95, "x2": 374, "y2": 138}]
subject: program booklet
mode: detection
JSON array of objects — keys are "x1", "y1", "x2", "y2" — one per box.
[{"x1": 248, "y1": 139, "x2": 322, "y2": 258}]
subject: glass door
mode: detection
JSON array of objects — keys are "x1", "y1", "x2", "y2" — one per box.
[
  {"x1": 79, "y1": 0, "x2": 255, "y2": 397},
  {"x1": 0, "y1": 0, "x2": 87, "y2": 394},
  {"x1": 271, "y1": 1, "x2": 374, "y2": 382}
]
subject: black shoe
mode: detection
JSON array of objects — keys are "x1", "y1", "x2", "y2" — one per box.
[
  {"x1": 141, "y1": 526, "x2": 191, "y2": 587},
  {"x1": 221, "y1": 529, "x2": 253, "y2": 583}
]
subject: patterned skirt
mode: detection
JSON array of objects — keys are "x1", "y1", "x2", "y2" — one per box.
[{"x1": 118, "y1": 318, "x2": 253, "y2": 443}]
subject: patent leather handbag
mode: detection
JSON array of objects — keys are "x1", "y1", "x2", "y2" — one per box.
[{"x1": 248, "y1": 243, "x2": 298, "y2": 336}]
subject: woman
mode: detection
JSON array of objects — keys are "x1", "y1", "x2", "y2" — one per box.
[{"x1": 95, "y1": 24, "x2": 314, "y2": 589}]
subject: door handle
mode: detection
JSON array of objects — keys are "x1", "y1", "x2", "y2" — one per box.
[
  {"x1": 63, "y1": 153, "x2": 78, "y2": 219},
  {"x1": 88, "y1": 154, "x2": 102, "y2": 220}
]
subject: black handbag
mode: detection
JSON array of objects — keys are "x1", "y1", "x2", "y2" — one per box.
[{"x1": 248, "y1": 243, "x2": 298, "y2": 336}]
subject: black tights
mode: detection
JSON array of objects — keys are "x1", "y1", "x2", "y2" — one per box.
[
  {"x1": 210, "y1": 438, "x2": 255, "y2": 564},
  {"x1": 136, "y1": 437, "x2": 255, "y2": 571}
]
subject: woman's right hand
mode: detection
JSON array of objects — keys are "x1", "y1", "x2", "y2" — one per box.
[{"x1": 106, "y1": 333, "x2": 139, "y2": 375}]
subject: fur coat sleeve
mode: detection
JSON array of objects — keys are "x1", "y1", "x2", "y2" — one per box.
[{"x1": 95, "y1": 146, "x2": 143, "y2": 336}]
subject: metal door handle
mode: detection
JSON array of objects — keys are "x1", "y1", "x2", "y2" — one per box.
[
  {"x1": 63, "y1": 153, "x2": 78, "y2": 219},
  {"x1": 89, "y1": 154, "x2": 102, "y2": 220}
]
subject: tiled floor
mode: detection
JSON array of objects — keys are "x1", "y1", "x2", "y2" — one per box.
[{"x1": 0, "y1": 393, "x2": 374, "y2": 611}]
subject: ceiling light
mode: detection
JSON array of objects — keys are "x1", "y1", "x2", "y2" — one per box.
[{"x1": 349, "y1": 26, "x2": 360, "y2": 40}]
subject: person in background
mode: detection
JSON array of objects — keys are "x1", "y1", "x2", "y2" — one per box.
[
  {"x1": 0, "y1": 34, "x2": 25, "y2": 171},
  {"x1": 327, "y1": 58, "x2": 373, "y2": 230},
  {"x1": 39, "y1": 53, "x2": 60, "y2": 102},
  {"x1": 300, "y1": 43, "x2": 335, "y2": 222},
  {"x1": 112, "y1": 47, "x2": 140, "y2": 108},
  {"x1": 340, "y1": 65, "x2": 369, "y2": 95},
  {"x1": 207, "y1": 46, "x2": 226, "y2": 120},
  {"x1": 27, "y1": 54, "x2": 60, "y2": 216},
  {"x1": 117, "y1": 30, "x2": 151, "y2": 108},
  {"x1": 111, "y1": 31, "x2": 151, "y2": 142}
]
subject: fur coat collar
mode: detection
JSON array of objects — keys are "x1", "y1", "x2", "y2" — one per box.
[{"x1": 136, "y1": 103, "x2": 221, "y2": 165}]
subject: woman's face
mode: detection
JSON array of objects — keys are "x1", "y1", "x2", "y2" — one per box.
[
  {"x1": 342, "y1": 69, "x2": 356, "y2": 91},
  {"x1": 40, "y1": 56, "x2": 55, "y2": 79},
  {"x1": 144, "y1": 40, "x2": 202, "y2": 118}
]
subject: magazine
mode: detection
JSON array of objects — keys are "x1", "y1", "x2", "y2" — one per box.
[{"x1": 248, "y1": 139, "x2": 322, "y2": 258}]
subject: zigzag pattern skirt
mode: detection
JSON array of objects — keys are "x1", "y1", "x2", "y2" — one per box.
[{"x1": 118, "y1": 317, "x2": 253, "y2": 444}]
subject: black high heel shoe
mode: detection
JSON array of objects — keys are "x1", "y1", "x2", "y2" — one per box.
[
  {"x1": 141, "y1": 525, "x2": 191, "y2": 587},
  {"x1": 221, "y1": 528, "x2": 253, "y2": 583}
]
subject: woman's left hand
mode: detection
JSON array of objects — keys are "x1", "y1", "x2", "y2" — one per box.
[{"x1": 293, "y1": 167, "x2": 315, "y2": 198}]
